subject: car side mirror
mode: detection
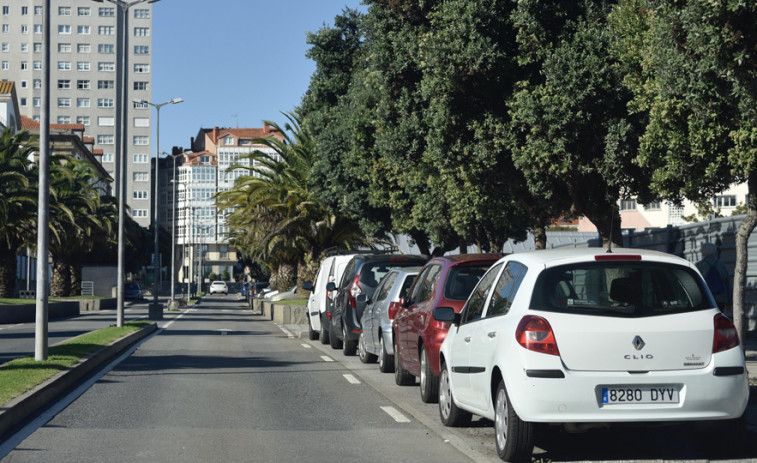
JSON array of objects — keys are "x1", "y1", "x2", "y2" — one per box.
[
  {"x1": 326, "y1": 282, "x2": 336, "y2": 291},
  {"x1": 433, "y1": 306, "x2": 460, "y2": 325},
  {"x1": 302, "y1": 281, "x2": 313, "y2": 291}
]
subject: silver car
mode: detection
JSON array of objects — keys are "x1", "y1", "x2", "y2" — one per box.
[{"x1": 358, "y1": 267, "x2": 421, "y2": 372}]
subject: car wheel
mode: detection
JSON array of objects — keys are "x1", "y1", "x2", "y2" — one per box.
[
  {"x1": 438, "y1": 362, "x2": 471, "y2": 427},
  {"x1": 394, "y1": 338, "x2": 415, "y2": 386},
  {"x1": 342, "y1": 324, "x2": 357, "y2": 356},
  {"x1": 329, "y1": 318, "x2": 342, "y2": 350},
  {"x1": 358, "y1": 332, "x2": 377, "y2": 364},
  {"x1": 378, "y1": 336, "x2": 394, "y2": 373},
  {"x1": 420, "y1": 345, "x2": 439, "y2": 403},
  {"x1": 307, "y1": 316, "x2": 319, "y2": 341},
  {"x1": 319, "y1": 316, "x2": 330, "y2": 345},
  {"x1": 495, "y1": 378, "x2": 534, "y2": 462}
]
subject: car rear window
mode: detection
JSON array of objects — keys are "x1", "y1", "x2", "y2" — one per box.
[
  {"x1": 359, "y1": 259, "x2": 426, "y2": 288},
  {"x1": 443, "y1": 265, "x2": 491, "y2": 301},
  {"x1": 530, "y1": 261, "x2": 712, "y2": 317}
]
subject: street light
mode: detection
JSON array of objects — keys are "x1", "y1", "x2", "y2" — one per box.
[
  {"x1": 134, "y1": 98, "x2": 183, "y2": 319},
  {"x1": 161, "y1": 150, "x2": 180, "y2": 305},
  {"x1": 92, "y1": 0, "x2": 161, "y2": 327}
]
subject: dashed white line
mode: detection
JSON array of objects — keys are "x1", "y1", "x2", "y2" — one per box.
[
  {"x1": 343, "y1": 374, "x2": 361, "y2": 384},
  {"x1": 321, "y1": 356, "x2": 334, "y2": 362},
  {"x1": 381, "y1": 406, "x2": 411, "y2": 423},
  {"x1": 301, "y1": 343, "x2": 312, "y2": 349}
]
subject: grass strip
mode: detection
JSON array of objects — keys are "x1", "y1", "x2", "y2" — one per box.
[{"x1": 0, "y1": 321, "x2": 150, "y2": 406}]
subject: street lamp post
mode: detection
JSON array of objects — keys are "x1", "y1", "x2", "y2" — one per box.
[
  {"x1": 93, "y1": 0, "x2": 161, "y2": 327},
  {"x1": 163, "y1": 151, "x2": 180, "y2": 305},
  {"x1": 134, "y1": 98, "x2": 183, "y2": 319}
]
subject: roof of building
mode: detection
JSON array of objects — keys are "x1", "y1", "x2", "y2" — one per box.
[
  {"x1": 0, "y1": 80, "x2": 15, "y2": 95},
  {"x1": 21, "y1": 115, "x2": 85, "y2": 132}
]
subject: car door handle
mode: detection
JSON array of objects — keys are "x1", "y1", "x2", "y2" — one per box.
[
  {"x1": 488, "y1": 332, "x2": 496, "y2": 338},
  {"x1": 464, "y1": 336, "x2": 471, "y2": 343}
]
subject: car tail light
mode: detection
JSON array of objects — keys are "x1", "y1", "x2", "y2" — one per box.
[
  {"x1": 326, "y1": 311, "x2": 332, "y2": 320},
  {"x1": 516, "y1": 315, "x2": 560, "y2": 356},
  {"x1": 388, "y1": 301, "x2": 402, "y2": 320},
  {"x1": 713, "y1": 313, "x2": 740, "y2": 353},
  {"x1": 348, "y1": 275, "x2": 361, "y2": 309},
  {"x1": 327, "y1": 277, "x2": 335, "y2": 302},
  {"x1": 595, "y1": 254, "x2": 642, "y2": 261}
]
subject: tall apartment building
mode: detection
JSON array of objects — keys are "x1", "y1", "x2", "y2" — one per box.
[{"x1": 0, "y1": 1, "x2": 154, "y2": 227}]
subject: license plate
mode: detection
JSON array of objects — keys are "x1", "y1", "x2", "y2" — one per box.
[{"x1": 601, "y1": 386, "x2": 680, "y2": 405}]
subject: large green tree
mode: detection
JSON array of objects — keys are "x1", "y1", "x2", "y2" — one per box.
[{"x1": 610, "y1": 0, "x2": 757, "y2": 342}]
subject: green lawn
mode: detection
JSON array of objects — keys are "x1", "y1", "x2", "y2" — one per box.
[{"x1": 0, "y1": 321, "x2": 151, "y2": 405}]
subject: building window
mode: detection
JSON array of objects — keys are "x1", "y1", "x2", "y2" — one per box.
[
  {"x1": 98, "y1": 80, "x2": 114, "y2": 89},
  {"x1": 1, "y1": 7, "x2": 8, "y2": 15},
  {"x1": 77, "y1": 61, "x2": 90, "y2": 71},
  {"x1": 134, "y1": 63, "x2": 149, "y2": 73},
  {"x1": 97, "y1": 98, "x2": 114, "y2": 108},
  {"x1": 99, "y1": 7, "x2": 115, "y2": 17},
  {"x1": 644, "y1": 201, "x2": 661, "y2": 211},
  {"x1": 33, "y1": 24, "x2": 42, "y2": 34},
  {"x1": 58, "y1": 25, "x2": 71, "y2": 34},
  {"x1": 134, "y1": 172, "x2": 148, "y2": 182},
  {"x1": 57, "y1": 98, "x2": 71, "y2": 108},
  {"x1": 78, "y1": 7, "x2": 91, "y2": 16},
  {"x1": 134, "y1": 118, "x2": 150, "y2": 128},
  {"x1": 58, "y1": 7, "x2": 72, "y2": 16},
  {"x1": 133, "y1": 190, "x2": 148, "y2": 200},
  {"x1": 57, "y1": 116, "x2": 71, "y2": 124},
  {"x1": 77, "y1": 79, "x2": 90, "y2": 89},
  {"x1": 20, "y1": 61, "x2": 28, "y2": 70},
  {"x1": 98, "y1": 26, "x2": 115, "y2": 36},
  {"x1": 98, "y1": 44, "x2": 114, "y2": 54},
  {"x1": 134, "y1": 27, "x2": 150, "y2": 37},
  {"x1": 21, "y1": 25, "x2": 28, "y2": 34},
  {"x1": 98, "y1": 117, "x2": 115, "y2": 126},
  {"x1": 97, "y1": 134, "x2": 114, "y2": 145},
  {"x1": 134, "y1": 9, "x2": 150, "y2": 19},
  {"x1": 76, "y1": 115, "x2": 90, "y2": 126},
  {"x1": 77, "y1": 98, "x2": 90, "y2": 108},
  {"x1": 21, "y1": 6, "x2": 28, "y2": 15},
  {"x1": 57, "y1": 61, "x2": 71, "y2": 71},
  {"x1": 35, "y1": 6, "x2": 42, "y2": 15},
  {"x1": 20, "y1": 80, "x2": 27, "y2": 88},
  {"x1": 20, "y1": 43, "x2": 27, "y2": 52},
  {"x1": 223, "y1": 137, "x2": 234, "y2": 145},
  {"x1": 33, "y1": 97, "x2": 40, "y2": 107},
  {"x1": 714, "y1": 195, "x2": 737, "y2": 208},
  {"x1": 619, "y1": 199, "x2": 637, "y2": 211},
  {"x1": 77, "y1": 43, "x2": 90, "y2": 53},
  {"x1": 102, "y1": 153, "x2": 114, "y2": 163},
  {"x1": 33, "y1": 42, "x2": 41, "y2": 52},
  {"x1": 1, "y1": 42, "x2": 7, "y2": 52},
  {"x1": 133, "y1": 101, "x2": 148, "y2": 109},
  {"x1": 57, "y1": 79, "x2": 71, "y2": 89},
  {"x1": 20, "y1": 97, "x2": 27, "y2": 107},
  {"x1": 33, "y1": 79, "x2": 41, "y2": 88},
  {"x1": 133, "y1": 81, "x2": 148, "y2": 91},
  {"x1": 1, "y1": 61, "x2": 8, "y2": 70},
  {"x1": 134, "y1": 45, "x2": 149, "y2": 55},
  {"x1": 98, "y1": 62, "x2": 114, "y2": 72},
  {"x1": 132, "y1": 209, "x2": 148, "y2": 218},
  {"x1": 33, "y1": 60, "x2": 41, "y2": 70},
  {"x1": 77, "y1": 25, "x2": 90, "y2": 35},
  {"x1": 133, "y1": 136, "x2": 149, "y2": 145},
  {"x1": 58, "y1": 43, "x2": 71, "y2": 53},
  {"x1": 133, "y1": 154, "x2": 148, "y2": 163}
]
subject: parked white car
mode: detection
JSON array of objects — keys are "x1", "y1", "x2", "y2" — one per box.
[
  {"x1": 434, "y1": 247, "x2": 749, "y2": 462},
  {"x1": 209, "y1": 281, "x2": 228, "y2": 295},
  {"x1": 302, "y1": 254, "x2": 354, "y2": 342}
]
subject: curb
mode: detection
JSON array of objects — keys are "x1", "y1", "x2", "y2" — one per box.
[{"x1": 0, "y1": 323, "x2": 158, "y2": 440}]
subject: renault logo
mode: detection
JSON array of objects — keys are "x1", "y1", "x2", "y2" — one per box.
[{"x1": 632, "y1": 336, "x2": 645, "y2": 351}]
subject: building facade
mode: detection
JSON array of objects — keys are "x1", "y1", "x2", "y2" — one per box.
[
  {"x1": 0, "y1": 1, "x2": 153, "y2": 226},
  {"x1": 161, "y1": 126, "x2": 283, "y2": 289}
]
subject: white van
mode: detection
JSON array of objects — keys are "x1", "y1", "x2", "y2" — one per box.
[{"x1": 302, "y1": 254, "x2": 354, "y2": 342}]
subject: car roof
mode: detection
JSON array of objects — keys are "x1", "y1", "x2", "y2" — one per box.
[{"x1": 500, "y1": 247, "x2": 693, "y2": 268}]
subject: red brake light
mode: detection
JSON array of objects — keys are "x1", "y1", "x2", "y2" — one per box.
[
  {"x1": 594, "y1": 254, "x2": 642, "y2": 261},
  {"x1": 516, "y1": 315, "x2": 560, "y2": 356},
  {"x1": 713, "y1": 313, "x2": 740, "y2": 353},
  {"x1": 388, "y1": 301, "x2": 401, "y2": 320},
  {"x1": 348, "y1": 275, "x2": 361, "y2": 309}
]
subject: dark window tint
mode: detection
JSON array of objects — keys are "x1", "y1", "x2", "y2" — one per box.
[
  {"x1": 398, "y1": 273, "x2": 416, "y2": 300},
  {"x1": 443, "y1": 264, "x2": 492, "y2": 301},
  {"x1": 374, "y1": 272, "x2": 397, "y2": 303},
  {"x1": 530, "y1": 262, "x2": 711, "y2": 317},
  {"x1": 461, "y1": 263, "x2": 502, "y2": 324},
  {"x1": 339, "y1": 259, "x2": 358, "y2": 288},
  {"x1": 360, "y1": 259, "x2": 426, "y2": 289},
  {"x1": 486, "y1": 261, "x2": 527, "y2": 317},
  {"x1": 417, "y1": 265, "x2": 442, "y2": 302}
]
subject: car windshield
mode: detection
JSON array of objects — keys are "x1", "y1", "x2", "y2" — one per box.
[
  {"x1": 443, "y1": 265, "x2": 491, "y2": 301},
  {"x1": 360, "y1": 259, "x2": 425, "y2": 288},
  {"x1": 530, "y1": 261, "x2": 712, "y2": 317}
]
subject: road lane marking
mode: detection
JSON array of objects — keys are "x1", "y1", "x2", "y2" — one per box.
[
  {"x1": 301, "y1": 343, "x2": 311, "y2": 349},
  {"x1": 321, "y1": 356, "x2": 334, "y2": 362},
  {"x1": 276, "y1": 324, "x2": 295, "y2": 338},
  {"x1": 343, "y1": 374, "x2": 360, "y2": 384},
  {"x1": 381, "y1": 406, "x2": 411, "y2": 423}
]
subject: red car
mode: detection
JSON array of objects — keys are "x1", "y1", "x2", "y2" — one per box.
[{"x1": 393, "y1": 254, "x2": 500, "y2": 402}]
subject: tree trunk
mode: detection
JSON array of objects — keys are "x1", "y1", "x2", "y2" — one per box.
[
  {"x1": 50, "y1": 260, "x2": 70, "y2": 297},
  {"x1": 533, "y1": 225, "x2": 547, "y2": 250},
  {"x1": 0, "y1": 247, "x2": 18, "y2": 298},
  {"x1": 733, "y1": 173, "x2": 757, "y2": 350},
  {"x1": 270, "y1": 262, "x2": 297, "y2": 292},
  {"x1": 69, "y1": 263, "x2": 82, "y2": 297}
]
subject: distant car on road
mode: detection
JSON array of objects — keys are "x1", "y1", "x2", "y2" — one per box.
[
  {"x1": 209, "y1": 281, "x2": 228, "y2": 295},
  {"x1": 123, "y1": 282, "x2": 143, "y2": 300}
]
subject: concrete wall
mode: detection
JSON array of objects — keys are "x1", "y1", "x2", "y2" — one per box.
[
  {"x1": 82, "y1": 266, "x2": 118, "y2": 298},
  {"x1": 251, "y1": 299, "x2": 307, "y2": 325},
  {"x1": 0, "y1": 298, "x2": 117, "y2": 324}
]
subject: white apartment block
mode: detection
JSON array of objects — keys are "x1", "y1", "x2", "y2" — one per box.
[{"x1": 0, "y1": 1, "x2": 153, "y2": 227}]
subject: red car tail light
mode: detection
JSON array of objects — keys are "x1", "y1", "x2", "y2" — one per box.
[
  {"x1": 348, "y1": 275, "x2": 361, "y2": 309},
  {"x1": 387, "y1": 301, "x2": 402, "y2": 320},
  {"x1": 516, "y1": 315, "x2": 560, "y2": 356},
  {"x1": 713, "y1": 313, "x2": 740, "y2": 353},
  {"x1": 594, "y1": 254, "x2": 642, "y2": 261}
]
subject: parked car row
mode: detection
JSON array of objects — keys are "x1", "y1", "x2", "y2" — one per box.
[{"x1": 302, "y1": 248, "x2": 750, "y2": 462}]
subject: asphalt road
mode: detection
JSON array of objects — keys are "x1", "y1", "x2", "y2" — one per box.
[{"x1": 1, "y1": 295, "x2": 755, "y2": 462}]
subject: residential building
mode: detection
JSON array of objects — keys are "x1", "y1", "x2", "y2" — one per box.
[
  {"x1": 0, "y1": 1, "x2": 153, "y2": 226},
  {"x1": 162, "y1": 125, "x2": 284, "y2": 288},
  {"x1": 0, "y1": 79, "x2": 20, "y2": 131}
]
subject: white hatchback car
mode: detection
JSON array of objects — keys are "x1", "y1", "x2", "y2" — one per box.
[
  {"x1": 434, "y1": 247, "x2": 748, "y2": 462},
  {"x1": 209, "y1": 281, "x2": 228, "y2": 295}
]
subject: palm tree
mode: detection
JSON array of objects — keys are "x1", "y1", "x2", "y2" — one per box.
[{"x1": 0, "y1": 128, "x2": 38, "y2": 297}]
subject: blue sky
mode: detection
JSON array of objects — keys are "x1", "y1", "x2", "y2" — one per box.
[{"x1": 150, "y1": 0, "x2": 363, "y2": 154}]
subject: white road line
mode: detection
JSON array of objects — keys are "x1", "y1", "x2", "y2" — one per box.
[
  {"x1": 0, "y1": 323, "x2": 22, "y2": 331},
  {"x1": 320, "y1": 356, "x2": 334, "y2": 362},
  {"x1": 276, "y1": 324, "x2": 295, "y2": 338},
  {"x1": 301, "y1": 343, "x2": 311, "y2": 349},
  {"x1": 343, "y1": 374, "x2": 361, "y2": 384},
  {"x1": 160, "y1": 307, "x2": 192, "y2": 329},
  {"x1": 381, "y1": 406, "x2": 411, "y2": 423}
]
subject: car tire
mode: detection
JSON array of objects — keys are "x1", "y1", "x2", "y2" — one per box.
[
  {"x1": 319, "y1": 315, "x2": 330, "y2": 345},
  {"x1": 420, "y1": 345, "x2": 439, "y2": 403},
  {"x1": 439, "y1": 361, "x2": 471, "y2": 427},
  {"x1": 378, "y1": 336, "x2": 394, "y2": 373},
  {"x1": 495, "y1": 378, "x2": 534, "y2": 462},
  {"x1": 329, "y1": 318, "x2": 342, "y2": 350},
  {"x1": 307, "y1": 317, "x2": 319, "y2": 341},
  {"x1": 342, "y1": 324, "x2": 357, "y2": 356},
  {"x1": 358, "y1": 332, "x2": 377, "y2": 363},
  {"x1": 394, "y1": 338, "x2": 415, "y2": 386}
]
